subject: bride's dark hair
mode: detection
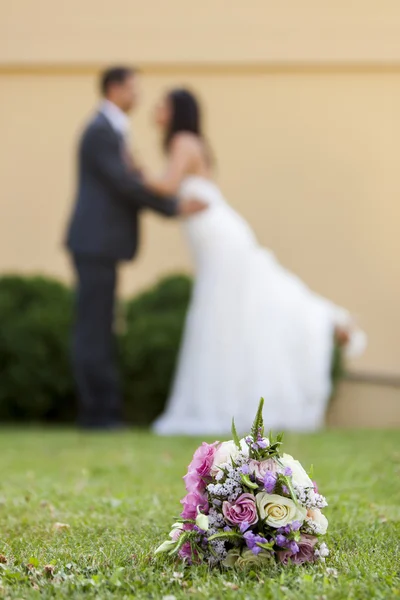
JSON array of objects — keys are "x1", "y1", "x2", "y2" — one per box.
[
  {"x1": 164, "y1": 88, "x2": 214, "y2": 165},
  {"x1": 164, "y1": 88, "x2": 203, "y2": 151}
]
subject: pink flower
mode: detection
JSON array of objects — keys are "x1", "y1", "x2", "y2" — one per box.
[
  {"x1": 249, "y1": 459, "x2": 278, "y2": 482},
  {"x1": 179, "y1": 542, "x2": 199, "y2": 563},
  {"x1": 278, "y1": 534, "x2": 318, "y2": 565},
  {"x1": 183, "y1": 442, "x2": 218, "y2": 493},
  {"x1": 192, "y1": 442, "x2": 218, "y2": 477},
  {"x1": 180, "y1": 491, "x2": 209, "y2": 521},
  {"x1": 222, "y1": 493, "x2": 258, "y2": 527},
  {"x1": 183, "y1": 470, "x2": 202, "y2": 493},
  {"x1": 313, "y1": 480, "x2": 319, "y2": 494}
]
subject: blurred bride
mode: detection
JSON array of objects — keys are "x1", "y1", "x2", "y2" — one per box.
[{"x1": 144, "y1": 88, "x2": 366, "y2": 435}]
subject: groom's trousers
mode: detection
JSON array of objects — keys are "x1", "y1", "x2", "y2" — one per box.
[{"x1": 71, "y1": 255, "x2": 122, "y2": 428}]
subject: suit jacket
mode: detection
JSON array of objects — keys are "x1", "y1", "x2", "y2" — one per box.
[{"x1": 66, "y1": 112, "x2": 178, "y2": 260}]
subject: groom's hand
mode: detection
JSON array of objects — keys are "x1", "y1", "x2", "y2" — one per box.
[{"x1": 178, "y1": 198, "x2": 208, "y2": 217}]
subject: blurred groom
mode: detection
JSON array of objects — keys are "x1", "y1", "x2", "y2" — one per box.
[{"x1": 65, "y1": 66, "x2": 204, "y2": 430}]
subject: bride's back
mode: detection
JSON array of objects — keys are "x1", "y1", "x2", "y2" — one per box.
[{"x1": 179, "y1": 175, "x2": 258, "y2": 267}]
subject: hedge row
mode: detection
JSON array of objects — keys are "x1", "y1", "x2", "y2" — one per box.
[{"x1": 0, "y1": 274, "x2": 191, "y2": 424}]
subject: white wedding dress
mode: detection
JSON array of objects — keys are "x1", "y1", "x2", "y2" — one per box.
[{"x1": 153, "y1": 176, "x2": 366, "y2": 435}]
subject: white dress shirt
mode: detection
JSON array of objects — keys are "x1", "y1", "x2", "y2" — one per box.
[
  {"x1": 99, "y1": 99, "x2": 136, "y2": 170},
  {"x1": 100, "y1": 100, "x2": 130, "y2": 140}
]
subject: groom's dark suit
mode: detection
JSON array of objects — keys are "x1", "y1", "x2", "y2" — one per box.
[{"x1": 66, "y1": 112, "x2": 178, "y2": 428}]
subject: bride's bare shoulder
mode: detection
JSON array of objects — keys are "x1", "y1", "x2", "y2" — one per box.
[{"x1": 170, "y1": 132, "x2": 203, "y2": 155}]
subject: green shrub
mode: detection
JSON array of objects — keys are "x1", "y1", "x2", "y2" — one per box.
[
  {"x1": 0, "y1": 275, "x2": 75, "y2": 421},
  {"x1": 0, "y1": 273, "x2": 192, "y2": 424},
  {"x1": 120, "y1": 275, "x2": 192, "y2": 425}
]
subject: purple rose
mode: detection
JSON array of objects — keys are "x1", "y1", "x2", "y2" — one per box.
[
  {"x1": 180, "y1": 491, "x2": 209, "y2": 521},
  {"x1": 278, "y1": 534, "x2": 318, "y2": 565},
  {"x1": 222, "y1": 493, "x2": 258, "y2": 527},
  {"x1": 183, "y1": 442, "x2": 218, "y2": 493}
]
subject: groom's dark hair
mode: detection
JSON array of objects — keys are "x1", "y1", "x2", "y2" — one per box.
[{"x1": 100, "y1": 66, "x2": 136, "y2": 96}]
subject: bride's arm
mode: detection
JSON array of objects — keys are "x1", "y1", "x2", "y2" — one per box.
[{"x1": 144, "y1": 134, "x2": 198, "y2": 197}]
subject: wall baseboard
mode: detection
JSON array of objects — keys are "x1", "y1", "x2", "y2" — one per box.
[{"x1": 327, "y1": 380, "x2": 400, "y2": 428}]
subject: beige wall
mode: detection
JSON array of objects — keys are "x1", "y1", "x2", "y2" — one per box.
[
  {"x1": 1, "y1": 1, "x2": 400, "y2": 380},
  {"x1": 2, "y1": 0, "x2": 400, "y2": 64}
]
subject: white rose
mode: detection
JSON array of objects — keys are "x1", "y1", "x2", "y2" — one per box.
[
  {"x1": 239, "y1": 438, "x2": 250, "y2": 457},
  {"x1": 256, "y1": 493, "x2": 307, "y2": 528},
  {"x1": 210, "y1": 441, "x2": 240, "y2": 476},
  {"x1": 307, "y1": 509, "x2": 328, "y2": 534},
  {"x1": 280, "y1": 454, "x2": 313, "y2": 488}
]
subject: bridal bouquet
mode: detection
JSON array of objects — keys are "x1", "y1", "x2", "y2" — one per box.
[{"x1": 155, "y1": 399, "x2": 329, "y2": 569}]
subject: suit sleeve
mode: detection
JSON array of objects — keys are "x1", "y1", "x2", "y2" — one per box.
[{"x1": 86, "y1": 126, "x2": 178, "y2": 217}]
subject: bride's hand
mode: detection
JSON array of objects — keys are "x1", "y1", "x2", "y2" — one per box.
[{"x1": 178, "y1": 197, "x2": 208, "y2": 217}]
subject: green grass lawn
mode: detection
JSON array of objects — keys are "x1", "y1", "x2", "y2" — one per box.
[{"x1": 0, "y1": 429, "x2": 399, "y2": 599}]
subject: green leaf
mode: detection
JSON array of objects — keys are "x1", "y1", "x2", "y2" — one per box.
[
  {"x1": 208, "y1": 531, "x2": 243, "y2": 543},
  {"x1": 28, "y1": 557, "x2": 39, "y2": 568},
  {"x1": 231, "y1": 418, "x2": 241, "y2": 449},
  {"x1": 155, "y1": 539, "x2": 176, "y2": 555},
  {"x1": 168, "y1": 532, "x2": 190, "y2": 556},
  {"x1": 251, "y1": 398, "x2": 265, "y2": 440},
  {"x1": 281, "y1": 474, "x2": 299, "y2": 506},
  {"x1": 174, "y1": 518, "x2": 196, "y2": 525},
  {"x1": 240, "y1": 474, "x2": 259, "y2": 490},
  {"x1": 256, "y1": 541, "x2": 275, "y2": 551}
]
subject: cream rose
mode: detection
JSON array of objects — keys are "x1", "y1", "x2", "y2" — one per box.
[
  {"x1": 307, "y1": 508, "x2": 328, "y2": 534},
  {"x1": 211, "y1": 439, "x2": 249, "y2": 476},
  {"x1": 223, "y1": 548, "x2": 272, "y2": 570},
  {"x1": 256, "y1": 493, "x2": 307, "y2": 528},
  {"x1": 236, "y1": 549, "x2": 272, "y2": 570},
  {"x1": 222, "y1": 548, "x2": 241, "y2": 568},
  {"x1": 210, "y1": 441, "x2": 238, "y2": 476},
  {"x1": 280, "y1": 454, "x2": 313, "y2": 488}
]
